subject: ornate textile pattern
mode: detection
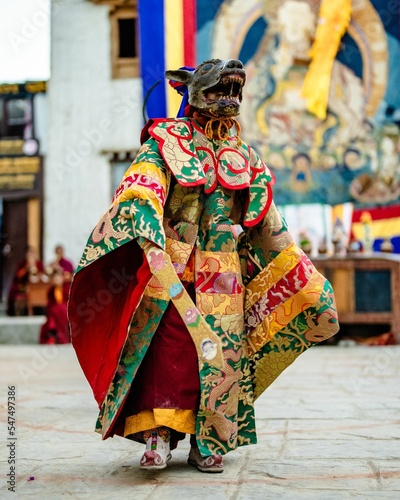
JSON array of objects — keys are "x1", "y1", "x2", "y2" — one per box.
[
  {"x1": 141, "y1": 241, "x2": 224, "y2": 369},
  {"x1": 96, "y1": 295, "x2": 168, "y2": 437},
  {"x1": 244, "y1": 169, "x2": 273, "y2": 227},
  {"x1": 243, "y1": 203, "x2": 296, "y2": 285},
  {"x1": 77, "y1": 201, "x2": 134, "y2": 269},
  {"x1": 163, "y1": 183, "x2": 203, "y2": 225},
  {"x1": 217, "y1": 147, "x2": 249, "y2": 189},
  {"x1": 246, "y1": 270, "x2": 334, "y2": 355},
  {"x1": 244, "y1": 203, "x2": 338, "y2": 356},
  {"x1": 206, "y1": 1, "x2": 399, "y2": 206},
  {"x1": 112, "y1": 162, "x2": 167, "y2": 210},
  {"x1": 194, "y1": 243, "x2": 253, "y2": 456},
  {"x1": 251, "y1": 279, "x2": 338, "y2": 399},
  {"x1": 77, "y1": 154, "x2": 168, "y2": 271},
  {"x1": 196, "y1": 251, "x2": 241, "y2": 276},
  {"x1": 149, "y1": 119, "x2": 207, "y2": 187},
  {"x1": 196, "y1": 292, "x2": 244, "y2": 316},
  {"x1": 245, "y1": 241, "x2": 302, "y2": 311},
  {"x1": 196, "y1": 313, "x2": 256, "y2": 456},
  {"x1": 245, "y1": 253, "x2": 312, "y2": 334},
  {"x1": 144, "y1": 275, "x2": 170, "y2": 302},
  {"x1": 194, "y1": 118, "x2": 252, "y2": 190},
  {"x1": 165, "y1": 237, "x2": 194, "y2": 279},
  {"x1": 71, "y1": 117, "x2": 339, "y2": 455},
  {"x1": 150, "y1": 118, "x2": 273, "y2": 225}
]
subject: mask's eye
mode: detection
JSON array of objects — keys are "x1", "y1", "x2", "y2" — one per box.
[{"x1": 199, "y1": 63, "x2": 214, "y2": 74}]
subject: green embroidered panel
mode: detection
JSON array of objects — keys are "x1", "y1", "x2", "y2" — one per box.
[
  {"x1": 149, "y1": 119, "x2": 207, "y2": 187},
  {"x1": 196, "y1": 313, "x2": 256, "y2": 457},
  {"x1": 96, "y1": 296, "x2": 169, "y2": 436}
]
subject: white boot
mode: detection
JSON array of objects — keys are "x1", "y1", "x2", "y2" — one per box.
[
  {"x1": 188, "y1": 446, "x2": 224, "y2": 473},
  {"x1": 140, "y1": 428, "x2": 171, "y2": 470}
]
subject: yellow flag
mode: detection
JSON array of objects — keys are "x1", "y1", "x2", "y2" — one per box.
[{"x1": 301, "y1": 0, "x2": 352, "y2": 120}]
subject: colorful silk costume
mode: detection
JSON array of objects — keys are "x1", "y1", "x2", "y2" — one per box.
[{"x1": 69, "y1": 115, "x2": 339, "y2": 458}]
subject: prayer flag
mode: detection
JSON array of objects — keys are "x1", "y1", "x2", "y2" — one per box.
[{"x1": 138, "y1": 0, "x2": 197, "y2": 119}]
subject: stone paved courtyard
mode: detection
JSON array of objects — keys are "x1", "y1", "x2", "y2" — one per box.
[{"x1": 0, "y1": 344, "x2": 399, "y2": 499}]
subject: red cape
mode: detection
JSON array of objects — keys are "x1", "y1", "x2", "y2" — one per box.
[{"x1": 68, "y1": 241, "x2": 152, "y2": 406}]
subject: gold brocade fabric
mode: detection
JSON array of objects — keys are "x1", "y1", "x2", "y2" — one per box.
[
  {"x1": 78, "y1": 118, "x2": 339, "y2": 458},
  {"x1": 124, "y1": 409, "x2": 196, "y2": 436}
]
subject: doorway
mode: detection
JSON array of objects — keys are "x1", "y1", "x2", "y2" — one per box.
[{"x1": 0, "y1": 198, "x2": 28, "y2": 303}]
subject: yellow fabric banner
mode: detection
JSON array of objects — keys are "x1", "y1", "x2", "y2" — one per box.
[{"x1": 301, "y1": 0, "x2": 352, "y2": 119}]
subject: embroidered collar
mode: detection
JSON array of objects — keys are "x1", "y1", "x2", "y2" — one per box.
[{"x1": 148, "y1": 118, "x2": 273, "y2": 226}]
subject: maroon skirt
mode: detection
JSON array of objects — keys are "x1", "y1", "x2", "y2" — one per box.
[{"x1": 127, "y1": 283, "x2": 200, "y2": 415}]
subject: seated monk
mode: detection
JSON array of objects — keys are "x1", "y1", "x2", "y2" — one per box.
[
  {"x1": 7, "y1": 246, "x2": 46, "y2": 316},
  {"x1": 39, "y1": 270, "x2": 71, "y2": 344},
  {"x1": 46, "y1": 244, "x2": 74, "y2": 281}
]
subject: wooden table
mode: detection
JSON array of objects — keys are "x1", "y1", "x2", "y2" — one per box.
[
  {"x1": 25, "y1": 281, "x2": 50, "y2": 315},
  {"x1": 312, "y1": 253, "x2": 400, "y2": 342}
]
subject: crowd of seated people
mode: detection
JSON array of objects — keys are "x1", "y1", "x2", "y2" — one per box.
[{"x1": 6, "y1": 244, "x2": 74, "y2": 344}]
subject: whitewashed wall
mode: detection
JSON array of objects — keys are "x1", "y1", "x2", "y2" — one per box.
[
  {"x1": 34, "y1": 93, "x2": 48, "y2": 155},
  {"x1": 45, "y1": 0, "x2": 143, "y2": 266}
]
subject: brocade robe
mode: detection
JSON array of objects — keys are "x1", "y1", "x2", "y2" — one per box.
[{"x1": 68, "y1": 117, "x2": 339, "y2": 457}]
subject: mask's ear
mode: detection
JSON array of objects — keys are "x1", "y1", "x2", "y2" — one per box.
[{"x1": 165, "y1": 69, "x2": 193, "y2": 85}]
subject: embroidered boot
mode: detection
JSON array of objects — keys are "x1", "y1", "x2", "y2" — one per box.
[
  {"x1": 140, "y1": 427, "x2": 172, "y2": 470},
  {"x1": 188, "y1": 436, "x2": 224, "y2": 473}
]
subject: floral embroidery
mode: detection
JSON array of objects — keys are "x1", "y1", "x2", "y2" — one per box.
[
  {"x1": 83, "y1": 119, "x2": 339, "y2": 457},
  {"x1": 148, "y1": 251, "x2": 166, "y2": 272}
]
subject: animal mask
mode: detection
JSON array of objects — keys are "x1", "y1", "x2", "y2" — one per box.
[{"x1": 166, "y1": 58, "x2": 246, "y2": 118}]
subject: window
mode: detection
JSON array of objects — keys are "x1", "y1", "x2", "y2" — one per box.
[
  {"x1": 90, "y1": 0, "x2": 139, "y2": 79},
  {"x1": 118, "y1": 18, "x2": 137, "y2": 58},
  {"x1": 111, "y1": 5, "x2": 139, "y2": 78},
  {"x1": 0, "y1": 97, "x2": 33, "y2": 139}
]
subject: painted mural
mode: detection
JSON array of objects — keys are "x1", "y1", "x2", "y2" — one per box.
[{"x1": 197, "y1": 0, "x2": 400, "y2": 205}]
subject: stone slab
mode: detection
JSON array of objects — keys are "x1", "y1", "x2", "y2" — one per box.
[
  {"x1": 0, "y1": 345, "x2": 399, "y2": 499},
  {"x1": 0, "y1": 317, "x2": 44, "y2": 344}
]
